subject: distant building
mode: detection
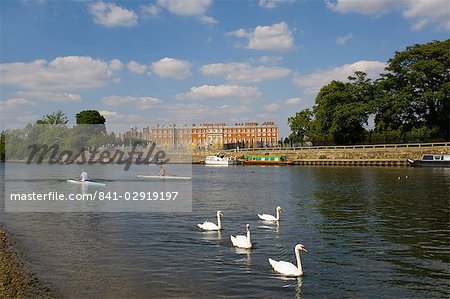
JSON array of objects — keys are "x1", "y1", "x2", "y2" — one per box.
[{"x1": 122, "y1": 122, "x2": 279, "y2": 150}]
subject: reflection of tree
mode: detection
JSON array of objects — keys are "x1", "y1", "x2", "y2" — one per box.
[
  {"x1": 314, "y1": 167, "x2": 373, "y2": 233},
  {"x1": 370, "y1": 169, "x2": 450, "y2": 265},
  {"x1": 312, "y1": 167, "x2": 449, "y2": 283}
]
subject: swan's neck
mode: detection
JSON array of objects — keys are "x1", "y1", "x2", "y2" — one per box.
[
  {"x1": 217, "y1": 214, "x2": 222, "y2": 229},
  {"x1": 295, "y1": 248, "x2": 303, "y2": 275},
  {"x1": 246, "y1": 229, "x2": 251, "y2": 245},
  {"x1": 276, "y1": 209, "x2": 280, "y2": 221}
]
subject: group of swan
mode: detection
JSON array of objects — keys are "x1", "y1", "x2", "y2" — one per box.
[{"x1": 197, "y1": 206, "x2": 308, "y2": 277}]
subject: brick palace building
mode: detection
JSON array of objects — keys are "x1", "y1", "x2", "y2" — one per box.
[{"x1": 123, "y1": 122, "x2": 279, "y2": 150}]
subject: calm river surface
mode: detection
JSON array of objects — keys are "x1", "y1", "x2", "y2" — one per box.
[{"x1": 1, "y1": 164, "x2": 449, "y2": 298}]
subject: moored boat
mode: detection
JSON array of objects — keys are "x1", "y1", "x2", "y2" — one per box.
[
  {"x1": 407, "y1": 154, "x2": 450, "y2": 167},
  {"x1": 240, "y1": 155, "x2": 294, "y2": 165},
  {"x1": 204, "y1": 153, "x2": 237, "y2": 165}
]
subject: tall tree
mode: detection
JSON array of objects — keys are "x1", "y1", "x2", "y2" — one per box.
[
  {"x1": 313, "y1": 72, "x2": 373, "y2": 145},
  {"x1": 75, "y1": 110, "x2": 106, "y2": 135},
  {"x1": 288, "y1": 108, "x2": 313, "y2": 146},
  {"x1": 75, "y1": 110, "x2": 106, "y2": 125},
  {"x1": 36, "y1": 110, "x2": 68, "y2": 125},
  {"x1": 374, "y1": 39, "x2": 450, "y2": 140},
  {"x1": 0, "y1": 130, "x2": 5, "y2": 162}
]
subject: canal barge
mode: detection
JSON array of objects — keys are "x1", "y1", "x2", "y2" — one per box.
[
  {"x1": 407, "y1": 154, "x2": 450, "y2": 167},
  {"x1": 240, "y1": 155, "x2": 294, "y2": 165}
]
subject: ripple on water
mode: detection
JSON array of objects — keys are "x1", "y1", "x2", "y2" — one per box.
[{"x1": 1, "y1": 165, "x2": 449, "y2": 298}]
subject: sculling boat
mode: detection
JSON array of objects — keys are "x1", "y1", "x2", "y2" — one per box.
[
  {"x1": 137, "y1": 175, "x2": 191, "y2": 180},
  {"x1": 66, "y1": 179, "x2": 107, "y2": 187}
]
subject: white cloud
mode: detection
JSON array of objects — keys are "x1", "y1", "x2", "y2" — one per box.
[
  {"x1": 326, "y1": 0, "x2": 450, "y2": 31},
  {"x1": 403, "y1": 0, "x2": 450, "y2": 31},
  {"x1": 109, "y1": 59, "x2": 123, "y2": 70},
  {"x1": 256, "y1": 55, "x2": 284, "y2": 65},
  {"x1": 200, "y1": 62, "x2": 291, "y2": 82},
  {"x1": 97, "y1": 110, "x2": 150, "y2": 132},
  {"x1": 259, "y1": 0, "x2": 295, "y2": 9},
  {"x1": 229, "y1": 22, "x2": 295, "y2": 51},
  {"x1": 0, "y1": 98, "x2": 38, "y2": 126},
  {"x1": 88, "y1": 1, "x2": 138, "y2": 27},
  {"x1": 98, "y1": 110, "x2": 147, "y2": 122},
  {"x1": 250, "y1": 22, "x2": 295, "y2": 51},
  {"x1": 0, "y1": 97, "x2": 41, "y2": 129},
  {"x1": 98, "y1": 110, "x2": 117, "y2": 118},
  {"x1": 336, "y1": 33, "x2": 353, "y2": 45},
  {"x1": 227, "y1": 28, "x2": 251, "y2": 38},
  {"x1": 162, "y1": 103, "x2": 253, "y2": 122},
  {"x1": 264, "y1": 103, "x2": 280, "y2": 112},
  {"x1": 293, "y1": 60, "x2": 386, "y2": 94},
  {"x1": 175, "y1": 84, "x2": 261, "y2": 101},
  {"x1": 140, "y1": 4, "x2": 161, "y2": 18},
  {"x1": 284, "y1": 97, "x2": 302, "y2": 105},
  {"x1": 326, "y1": 0, "x2": 401, "y2": 15},
  {"x1": 0, "y1": 98, "x2": 35, "y2": 112},
  {"x1": 157, "y1": 0, "x2": 217, "y2": 24},
  {"x1": 152, "y1": 57, "x2": 192, "y2": 80},
  {"x1": 127, "y1": 61, "x2": 147, "y2": 74},
  {"x1": 198, "y1": 15, "x2": 217, "y2": 24},
  {"x1": 1, "y1": 56, "x2": 123, "y2": 91},
  {"x1": 102, "y1": 95, "x2": 161, "y2": 109},
  {"x1": 16, "y1": 91, "x2": 82, "y2": 103}
]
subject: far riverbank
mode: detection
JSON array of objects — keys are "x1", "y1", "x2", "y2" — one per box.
[
  {"x1": 3, "y1": 142, "x2": 449, "y2": 166},
  {"x1": 196, "y1": 142, "x2": 449, "y2": 164}
]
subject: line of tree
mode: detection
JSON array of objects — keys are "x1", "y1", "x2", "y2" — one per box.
[
  {"x1": 288, "y1": 39, "x2": 449, "y2": 145},
  {"x1": 0, "y1": 131, "x2": 5, "y2": 162},
  {"x1": 3, "y1": 110, "x2": 119, "y2": 162}
]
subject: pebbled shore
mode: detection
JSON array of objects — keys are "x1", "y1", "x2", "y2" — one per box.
[{"x1": 0, "y1": 225, "x2": 57, "y2": 298}]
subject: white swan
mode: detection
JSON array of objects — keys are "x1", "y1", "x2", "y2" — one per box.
[
  {"x1": 258, "y1": 206, "x2": 281, "y2": 221},
  {"x1": 230, "y1": 224, "x2": 252, "y2": 249},
  {"x1": 269, "y1": 244, "x2": 308, "y2": 277},
  {"x1": 198, "y1": 210, "x2": 223, "y2": 231}
]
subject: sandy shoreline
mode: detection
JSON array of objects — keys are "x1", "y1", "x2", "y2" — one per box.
[{"x1": 0, "y1": 224, "x2": 57, "y2": 298}]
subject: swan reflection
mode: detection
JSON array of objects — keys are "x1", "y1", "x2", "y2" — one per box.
[
  {"x1": 234, "y1": 247, "x2": 252, "y2": 269},
  {"x1": 200, "y1": 229, "x2": 222, "y2": 242},
  {"x1": 276, "y1": 276, "x2": 303, "y2": 299}
]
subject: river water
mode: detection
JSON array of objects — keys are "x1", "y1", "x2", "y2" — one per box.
[{"x1": 1, "y1": 164, "x2": 449, "y2": 298}]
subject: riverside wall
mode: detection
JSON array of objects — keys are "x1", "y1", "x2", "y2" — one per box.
[{"x1": 191, "y1": 142, "x2": 450, "y2": 165}]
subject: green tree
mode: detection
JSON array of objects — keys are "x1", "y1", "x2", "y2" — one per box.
[
  {"x1": 75, "y1": 110, "x2": 106, "y2": 125},
  {"x1": 374, "y1": 39, "x2": 450, "y2": 140},
  {"x1": 313, "y1": 72, "x2": 373, "y2": 145},
  {"x1": 288, "y1": 108, "x2": 313, "y2": 146},
  {"x1": 0, "y1": 131, "x2": 5, "y2": 162},
  {"x1": 36, "y1": 110, "x2": 68, "y2": 125},
  {"x1": 75, "y1": 110, "x2": 106, "y2": 135},
  {"x1": 289, "y1": 40, "x2": 449, "y2": 145}
]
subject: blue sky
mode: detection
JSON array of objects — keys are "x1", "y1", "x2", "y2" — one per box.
[{"x1": 1, "y1": 0, "x2": 449, "y2": 136}]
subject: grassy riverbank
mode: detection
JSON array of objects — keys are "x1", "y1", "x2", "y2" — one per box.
[{"x1": 0, "y1": 225, "x2": 56, "y2": 298}]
